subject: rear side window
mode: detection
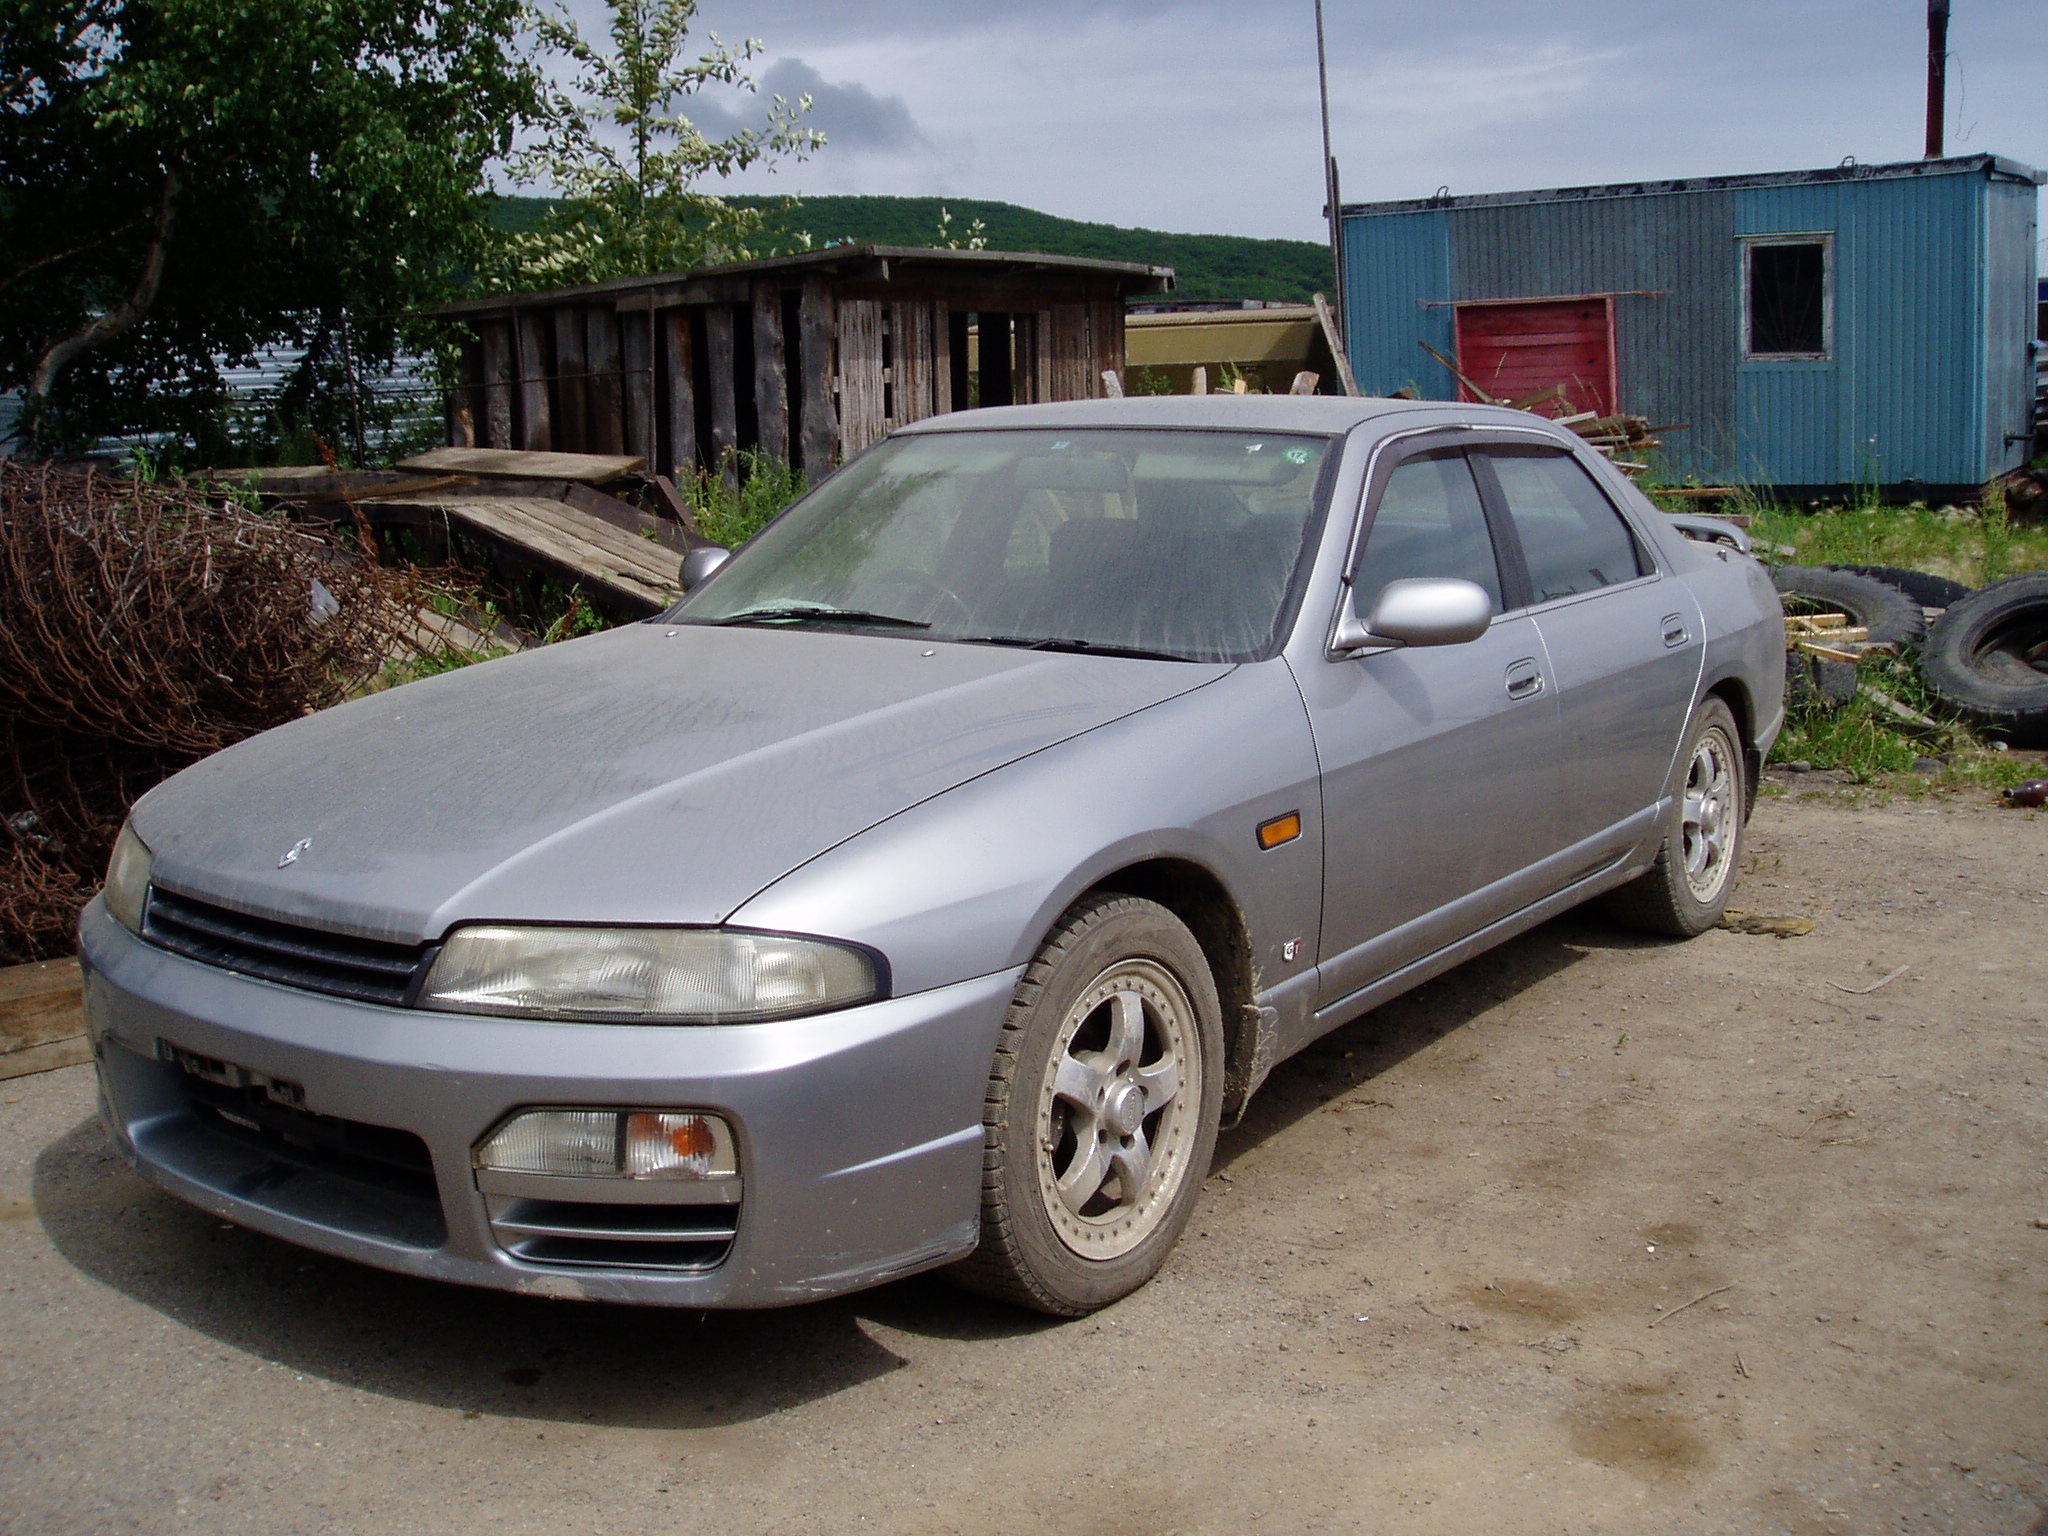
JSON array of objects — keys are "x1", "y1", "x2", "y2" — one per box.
[
  {"x1": 1353, "y1": 451, "x2": 1503, "y2": 614},
  {"x1": 1485, "y1": 449, "x2": 1647, "y2": 603}
]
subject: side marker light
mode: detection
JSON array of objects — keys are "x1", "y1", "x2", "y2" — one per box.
[{"x1": 1256, "y1": 812, "x2": 1302, "y2": 850}]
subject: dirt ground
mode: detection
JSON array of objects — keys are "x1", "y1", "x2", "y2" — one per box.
[{"x1": 2, "y1": 789, "x2": 2045, "y2": 1536}]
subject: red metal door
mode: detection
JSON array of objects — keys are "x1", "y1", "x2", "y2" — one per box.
[{"x1": 1454, "y1": 297, "x2": 1616, "y2": 417}]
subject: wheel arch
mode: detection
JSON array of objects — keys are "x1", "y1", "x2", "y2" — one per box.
[
  {"x1": 1702, "y1": 674, "x2": 1763, "y2": 812},
  {"x1": 1082, "y1": 856, "x2": 1263, "y2": 1123}
]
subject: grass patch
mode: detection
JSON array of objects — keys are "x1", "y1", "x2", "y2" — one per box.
[
  {"x1": 1770, "y1": 654, "x2": 2043, "y2": 798},
  {"x1": 1677, "y1": 486, "x2": 2048, "y2": 588}
]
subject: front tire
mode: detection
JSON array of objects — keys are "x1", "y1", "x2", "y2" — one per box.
[
  {"x1": 948, "y1": 893, "x2": 1223, "y2": 1316},
  {"x1": 1603, "y1": 697, "x2": 1746, "y2": 938}
]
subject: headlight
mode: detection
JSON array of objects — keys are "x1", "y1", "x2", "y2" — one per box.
[
  {"x1": 103, "y1": 823, "x2": 152, "y2": 935},
  {"x1": 418, "y1": 925, "x2": 880, "y2": 1023}
]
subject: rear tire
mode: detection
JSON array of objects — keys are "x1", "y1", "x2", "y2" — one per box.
[
  {"x1": 946, "y1": 893, "x2": 1223, "y2": 1316},
  {"x1": 1603, "y1": 698, "x2": 1746, "y2": 938}
]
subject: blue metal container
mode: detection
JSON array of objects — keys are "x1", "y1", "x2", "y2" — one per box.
[{"x1": 1340, "y1": 154, "x2": 2042, "y2": 494}]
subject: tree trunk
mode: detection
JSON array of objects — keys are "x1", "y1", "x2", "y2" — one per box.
[{"x1": 23, "y1": 166, "x2": 181, "y2": 450}]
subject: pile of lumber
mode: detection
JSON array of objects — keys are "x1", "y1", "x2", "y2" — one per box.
[
  {"x1": 1557, "y1": 411, "x2": 1670, "y2": 477},
  {"x1": 1784, "y1": 611, "x2": 1893, "y2": 663},
  {"x1": 208, "y1": 447, "x2": 709, "y2": 620},
  {"x1": 1414, "y1": 342, "x2": 1676, "y2": 478}
]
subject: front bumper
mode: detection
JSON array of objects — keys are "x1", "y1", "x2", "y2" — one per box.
[{"x1": 78, "y1": 899, "x2": 1018, "y2": 1307}]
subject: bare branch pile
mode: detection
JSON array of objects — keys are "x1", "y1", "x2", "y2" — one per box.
[{"x1": 0, "y1": 462, "x2": 422, "y2": 963}]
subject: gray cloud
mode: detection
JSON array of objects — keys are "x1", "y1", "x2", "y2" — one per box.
[
  {"x1": 760, "y1": 58, "x2": 928, "y2": 154},
  {"x1": 678, "y1": 57, "x2": 927, "y2": 158}
]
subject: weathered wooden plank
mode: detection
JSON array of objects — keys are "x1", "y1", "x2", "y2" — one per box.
[
  {"x1": 584, "y1": 306, "x2": 626, "y2": 456},
  {"x1": 515, "y1": 311, "x2": 553, "y2": 450},
  {"x1": 1312, "y1": 292, "x2": 1361, "y2": 397},
  {"x1": 836, "y1": 298, "x2": 886, "y2": 456},
  {"x1": 888, "y1": 301, "x2": 939, "y2": 426},
  {"x1": 480, "y1": 319, "x2": 516, "y2": 448},
  {"x1": 0, "y1": 957, "x2": 82, "y2": 1048},
  {"x1": 797, "y1": 276, "x2": 838, "y2": 473},
  {"x1": 450, "y1": 336, "x2": 484, "y2": 446},
  {"x1": 704, "y1": 304, "x2": 739, "y2": 486},
  {"x1": 1010, "y1": 311, "x2": 1042, "y2": 404},
  {"x1": 621, "y1": 308, "x2": 654, "y2": 464},
  {"x1": 661, "y1": 308, "x2": 697, "y2": 479},
  {"x1": 486, "y1": 499, "x2": 680, "y2": 583},
  {"x1": 0, "y1": 956, "x2": 86, "y2": 1078},
  {"x1": 551, "y1": 307, "x2": 587, "y2": 454},
  {"x1": 1090, "y1": 296, "x2": 1124, "y2": 397},
  {"x1": 396, "y1": 496, "x2": 681, "y2": 610},
  {"x1": 395, "y1": 447, "x2": 643, "y2": 482},
  {"x1": 1050, "y1": 302, "x2": 1089, "y2": 402},
  {"x1": 752, "y1": 281, "x2": 790, "y2": 465}
]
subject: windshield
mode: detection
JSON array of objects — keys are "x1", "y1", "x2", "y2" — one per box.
[{"x1": 674, "y1": 427, "x2": 1333, "y2": 661}]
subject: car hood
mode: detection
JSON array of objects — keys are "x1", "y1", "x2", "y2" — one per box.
[{"x1": 135, "y1": 623, "x2": 1231, "y2": 944}]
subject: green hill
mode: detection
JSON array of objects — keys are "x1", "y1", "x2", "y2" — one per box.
[{"x1": 488, "y1": 194, "x2": 1332, "y2": 305}]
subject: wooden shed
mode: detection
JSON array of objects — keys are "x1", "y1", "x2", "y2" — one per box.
[{"x1": 433, "y1": 246, "x2": 1175, "y2": 481}]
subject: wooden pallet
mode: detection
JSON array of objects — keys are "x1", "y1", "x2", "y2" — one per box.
[
  {"x1": 395, "y1": 447, "x2": 644, "y2": 484},
  {"x1": 0, "y1": 958, "x2": 86, "y2": 1081},
  {"x1": 374, "y1": 495, "x2": 683, "y2": 613}
]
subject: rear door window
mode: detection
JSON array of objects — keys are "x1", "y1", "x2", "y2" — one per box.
[{"x1": 1482, "y1": 448, "x2": 1648, "y2": 603}]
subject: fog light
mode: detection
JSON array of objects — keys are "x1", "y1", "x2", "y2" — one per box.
[{"x1": 475, "y1": 1109, "x2": 738, "y2": 1180}]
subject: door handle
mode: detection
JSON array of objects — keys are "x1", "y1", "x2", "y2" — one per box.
[
  {"x1": 1662, "y1": 613, "x2": 1690, "y2": 648},
  {"x1": 1505, "y1": 659, "x2": 1544, "y2": 700}
]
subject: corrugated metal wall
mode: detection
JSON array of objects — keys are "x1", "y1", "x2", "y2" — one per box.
[
  {"x1": 1735, "y1": 173, "x2": 1981, "y2": 487},
  {"x1": 1982, "y1": 177, "x2": 2040, "y2": 473},
  {"x1": 1340, "y1": 210, "x2": 1453, "y2": 400},
  {"x1": 1451, "y1": 191, "x2": 1737, "y2": 479},
  {"x1": 1341, "y1": 159, "x2": 2040, "y2": 491}
]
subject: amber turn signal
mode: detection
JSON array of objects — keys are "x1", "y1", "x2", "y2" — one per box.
[{"x1": 1256, "y1": 811, "x2": 1302, "y2": 850}]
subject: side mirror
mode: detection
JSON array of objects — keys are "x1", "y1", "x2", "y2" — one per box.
[
  {"x1": 678, "y1": 546, "x2": 731, "y2": 593},
  {"x1": 1331, "y1": 577, "x2": 1494, "y2": 656}
]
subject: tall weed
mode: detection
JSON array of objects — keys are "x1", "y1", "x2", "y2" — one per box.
[{"x1": 688, "y1": 449, "x2": 806, "y2": 549}]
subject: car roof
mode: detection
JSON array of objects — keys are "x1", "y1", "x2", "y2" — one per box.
[{"x1": 894, "y1": 394, "x2": 1568, "y2": 438}]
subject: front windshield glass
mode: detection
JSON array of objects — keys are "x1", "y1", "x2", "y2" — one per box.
[{"x1": 675, "y1": 428, "x2": 1333, "y2": 661}]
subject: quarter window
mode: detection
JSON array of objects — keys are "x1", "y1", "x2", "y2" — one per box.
[
  {"x1": 1353, "y1": 451, "x2": 1503, "y2": 614},
  {"x1": 1485, "y1": 449, "x2": 1647, "y2": 603}
]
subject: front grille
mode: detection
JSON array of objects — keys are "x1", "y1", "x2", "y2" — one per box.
[
  {"x1": 145, "y1": 887, "x2": 429, "y2": 1006},
  {"x1": 484, "y1": 1194, "x2": 738, "y2": 1272}
]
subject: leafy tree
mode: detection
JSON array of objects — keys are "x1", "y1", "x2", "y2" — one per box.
[
  {"x1": 498, "y1": 0, "x2": 823, "y2": 289},
  {"x1": 0, "y1": 0, "x2": 535, "y2": 458}
]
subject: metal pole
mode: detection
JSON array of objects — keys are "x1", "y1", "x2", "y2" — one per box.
[
  {"x1": 1313, "y1": 0, "x2": 1346, "y2": 334},
  {"x1": 1925, "y1": 0, "x2": 1949, "y2": 159}
]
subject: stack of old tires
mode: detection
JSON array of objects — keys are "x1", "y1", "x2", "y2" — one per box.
[{"x1": 1773, "y1": 565, "x2": 2048, "y2": 746}]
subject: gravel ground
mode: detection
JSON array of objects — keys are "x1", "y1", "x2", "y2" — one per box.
[{"x1": 2, "y1": 791, "x2": 2045, "y2": 1536}]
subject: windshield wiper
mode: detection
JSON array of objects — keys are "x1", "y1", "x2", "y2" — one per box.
[
  {"x1": 962, "y1": 635, "x2": 1188, "y2": 661},
  {"x1": 705, "y1": 605, "x2": 932, "y2": 630}
]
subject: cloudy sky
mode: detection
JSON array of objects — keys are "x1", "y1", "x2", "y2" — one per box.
[{"x1": 565, "y1": 1, "x2": 2045, "y2": 246}]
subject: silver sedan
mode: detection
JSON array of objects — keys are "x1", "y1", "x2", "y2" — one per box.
[{"x1": 80, "y1": 396, "x2": 1785, "y2": 1315}]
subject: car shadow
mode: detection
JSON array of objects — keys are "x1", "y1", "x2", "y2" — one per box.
[
  {"x1": 30, "y1": 1118, "x2": 1051, "y2": 1429},
  {"x1": 1216, "y1": 906, "x2": 1659, "y2": 1163}
]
